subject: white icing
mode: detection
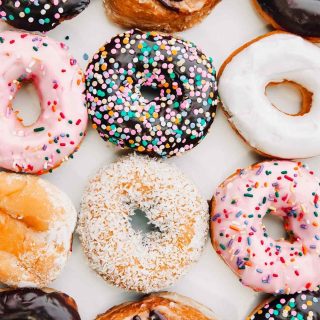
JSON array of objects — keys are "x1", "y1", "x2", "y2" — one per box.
[{"x1": 218, "y1": 32, "x2": 320, "y2": 159}]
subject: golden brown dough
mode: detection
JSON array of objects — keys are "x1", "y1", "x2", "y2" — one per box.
[
  {"x1": 96, "y1": 292, "x2": 216, "y2": 320},
  {"x1": 103, "y1": 0, "x2": 220, "y2": 32}
]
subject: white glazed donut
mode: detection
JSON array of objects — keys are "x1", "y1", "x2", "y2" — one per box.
[
  {"x1": 0, "y1": 31, "x2": 88, "y2": 174},
  {"x1": 218, "y1": 31, "x2": 320, "y2": 159},
  {"x1": 77, "y1": 154, "x2": 209, "y2": 293}
]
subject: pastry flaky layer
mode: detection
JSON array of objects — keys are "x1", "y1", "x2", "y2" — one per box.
[
  {"x1": 103, "y1": 0, "x2": 220, "y2": 32},
  {"x1": 96, "y1": 292, "x2": 217, "y2": 320}
]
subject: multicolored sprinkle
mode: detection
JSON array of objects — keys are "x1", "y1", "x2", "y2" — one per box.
[{"x1": 85, "y1": 29, "x2": 218, "y2": 157}]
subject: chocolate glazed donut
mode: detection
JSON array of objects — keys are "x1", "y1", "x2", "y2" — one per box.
[
  {"x1": 0, "y1": 0, "x2": 90, "y2": 32},
  {"x1": 0, "y1": 288, "x2": 81, "y2": 320},
  {"x1": 253, "y1": 0, "x2": 320, "y2": 39}
]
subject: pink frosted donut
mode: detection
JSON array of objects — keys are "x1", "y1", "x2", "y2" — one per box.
[
  {"x1": 0, "y1": 31, "x2": 87, "y2": 174},
  {"x1": 211, "y1": 160, "x2": 320, "y2": 294}
]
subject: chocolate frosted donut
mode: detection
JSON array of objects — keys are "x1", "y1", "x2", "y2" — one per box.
[
  {"x1": 253, "y1": 0, "x2": 320, "y2": 39},
  {"x1": 0, "y1": 288, "x2": 81, "y2": 320},
  {"x1": 248, "y1": 289, "x2": 320, "y2": 319},
  {"x1": 86, "y1": 29, "x2": 218, "y2": 158},
  {"x1": 0, "y1": 0, "x2": 90, "y2": 32}
]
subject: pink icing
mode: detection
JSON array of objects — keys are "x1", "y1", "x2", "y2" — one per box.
[
  {"x1": 211, "y1": 160, "x2": 320, "y2": 294},
  {"x1": 0, "y1": 31, "x2": 88, "y2": 174}
]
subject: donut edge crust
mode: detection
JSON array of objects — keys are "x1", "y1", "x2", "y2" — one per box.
[
  {"x1": 95, "y1": 292, "x2": 217, "y2": 319},
  {"x1": 103, "y1": 0, "x2": 221, "y2": 33}
]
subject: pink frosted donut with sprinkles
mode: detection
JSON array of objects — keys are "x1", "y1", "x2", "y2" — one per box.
[
  {"x1": 85, "y1": 29, "x2": 218, "y2": 158},
  {"x1": 210, "y1": 160, "x2": 320, "y2": 294},
  {"x1": 0, "y1": 31, "x2": 88, "y2": 174}
]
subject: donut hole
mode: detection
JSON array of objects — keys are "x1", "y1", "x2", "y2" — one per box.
[
  {"x1": 12, "y1": 81, "x2": 41, "y2": 126},
  {"x1": 140, "y1": 85, "x2": 160, "y2": 102},
  {"x1": 262, "y1": 214, "x2": 287, "y2": 241},
  {"x1": 265, "y1": 81, "x2": 313, "y2": 116},
  {"x1": 130, "y1": 208, "x2": 161, "y2": 234}
]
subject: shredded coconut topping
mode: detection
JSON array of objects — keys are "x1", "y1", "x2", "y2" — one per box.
[{"x1": 77, "y1": 154, "x2": 208, "y2": 292}]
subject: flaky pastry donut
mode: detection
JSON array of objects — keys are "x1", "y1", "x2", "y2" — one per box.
[
  {"x1": 96, "y1": 292, "x2": 216, "y2": 320},
  {"x1": 103, "y1": 0, "x2": 220, "y2": 32},
  {"x1": 0, "y1": 172, "x2": 77, "y2": 287}
]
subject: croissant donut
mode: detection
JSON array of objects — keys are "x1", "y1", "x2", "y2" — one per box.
[
  {"x1": 96, "y1": 292, "x2": 216, "y2": 320},
  {"x1": 103, "y1": 0, "x2": 220, "y2": 32}
]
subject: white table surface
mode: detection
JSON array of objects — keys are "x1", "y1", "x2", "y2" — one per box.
[{"x1": 1, "y1": 0, "x2": 319, "y2": 319}]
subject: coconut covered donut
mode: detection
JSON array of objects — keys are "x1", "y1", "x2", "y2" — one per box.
[
  {"x1": 86, "y1": 29, "x2": 218, "y2": 158},
  {"x1": 0, "y1": 288, "x2": 81, "y2": 320},
  {"x1": 103, "y1": 0, "x2": 220, "y2": 33},
  {"x1": 0, "y1": 172, "x2": 77, "y2": 288},
  {"x1": 253, "y1": 0, "x2": 320, "y2": 41},
  {"x1": 0, "y1": 0, "x2": 90, "y2": 32},
  {"x1": 211, "y1": 160, "x2": 320, "y2": 294},
  {"x1": 96, "y1": 292, "x2": 216, "y2": 320},
  {"x1": 78, "y1": 155, "x2": 208, "y2": 292},
  {"x1": 0, "y1": 31, "x2": 87, "y2": 174},
  {"x1": 218, "y1": 32, "x2": 320, "y2": 159}
]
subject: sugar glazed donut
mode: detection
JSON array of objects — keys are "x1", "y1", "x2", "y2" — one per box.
[
  {"x1": 96, "y1": 292, "x2": 216, "y2": 320},
  {"x1": 0, "y1": 172, "x2": 77, "y2": 287},
  {"x1": 253, "y1": 0, "x2": 320, "y2": 41},
  {"x1": 78, "y1": 155, "x2": 209, "y2": 292},
  {"x1": 0, "y1": 31, "x2": 88, "y2": 174},
  {"x1": 0, "y1": 0, "x2": 90, "y2": 32},
  {"x1": 211, "y1": 160, "x2": 320, "y2": 294},
  {"x1": 86, "y1": 29, "x2": 218, "y2": 158},
  {"x1": 103, "y1": 0, "x2": 220, "y2": 32},
  {"x1": 218, "y1": 32, "x2": 320, "y2": 159},
  {"x1": 0, "y1": 288, "x2": 81, "y2": 320},
  {"x1": 247, "y1": 288, "x2": 320, "y2": 319}
]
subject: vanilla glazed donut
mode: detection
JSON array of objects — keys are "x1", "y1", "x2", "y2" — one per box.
[
  {"x1": 0, "y1": 172, "x2": 77, "y2": 287},
  {"x1": 218, "y1": 32, "x2": 320, "y2": 159},
  {"x1": 0, "y1": 0, "x2": 90, "y2": 32},
  {"x1": 103, "y1": 0, "x2": 220, "y2": 33},
  {"x1": 96, "y1": 292, "x2": 216, "y2": 320},
  {"x1": 211, "y1": 160, "x2": 320, "y2": 294},
  {"x1": 253, "y1": 0, "x2": 320, "y2": 41},
  {"x1": 77, "y1": 155, "x2": 208, "y2": 292},
  {"x1": 247, "y1": 288, "x2": 320, "y2": 319},
  {"x1": 0, "y1": 288, "x2": 80, "y2": 319},
  {"x1": 0, "y1": 31, "x2": 88, "y2": 174},
  {"x1": 86, "y1": 29, "x2": 218, "y2": 158}
]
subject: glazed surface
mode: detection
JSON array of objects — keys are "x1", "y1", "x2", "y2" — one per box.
[
  {"x1": 0, "y1": 288, "x2": 80, "y2": 320},
  {"x1": 255, "y1": 0, "x2": 320, "y2": 38},
  {"x1": 211, "y1": 160, "x2": 320, "y2": 294},
  {"x1": 0, "y1": 0, "x2": 90, "y2": 32},
  {"x1": 248, "y1": 289, "x2": 320, "y2": 319},
  {"x1": 86, "y1": 29, "x2": 218, "y2": 158},
  {"x1": 0, "y1": 31, "x2": 87, "y2": 174}
]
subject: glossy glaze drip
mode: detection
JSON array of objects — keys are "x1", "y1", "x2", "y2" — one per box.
[
  {"x1": 256, "y1": 0, "x2": 320, "y2": 37},
  {"x1": 0, "y1": 288, "x2": 81, "y2": 320}
]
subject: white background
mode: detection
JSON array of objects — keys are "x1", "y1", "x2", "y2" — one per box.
[{"x1": 1, "y1": 0, "x2": 320, "y2": 319}]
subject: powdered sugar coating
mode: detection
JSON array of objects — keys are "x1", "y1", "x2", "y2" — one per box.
[{"x1": 77, "y1": 155, "x2": 209, "y2": 292}]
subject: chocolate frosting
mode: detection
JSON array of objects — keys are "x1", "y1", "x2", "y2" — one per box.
[
  {"x1": 0, "y1": 288, "x2": 81, "y2": 320},
  {"x1": 256, "y1": 0, "x2": 320, "y2": 38},
  {"x1": 250, "y1": 289, "x2": 320, "y2": 319},
  {"x1": 0, "y1": 0, "x2": 90, "y2": 32}
]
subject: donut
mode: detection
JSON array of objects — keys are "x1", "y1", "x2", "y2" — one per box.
[
  {"x1": 96, "y1": 292, "x2": 216, "y2": 320},
  {"x1": 85, "y1": 29, "x2": 218, "y2": 158},
  {"x1": 77, "y1": 154, "x2": 208, "y2": 292},
  {"x1": 0, "y1": 172, "x2": 77, "y2": 287},
  {"x1": 0, "y1": 0, "x2": 90, "y2": 32},
  {"x1": 103, "y1": 0, "x2": 220, "y2": 33},
  {"x1": 252, "y1": 0, "x2": 320, "y2": 41},
  {"x1": 0, "y1": 31, "x2": 88, "y2": 174},
  {"x1": 210, "y1": 160, "x2": 320, "y2": 294},
  {"x1": 247, "y1": 288, "x2": 320, "y2": 319},
  {"x1": 0, "y1": 288, "x2": 80, "y2": 319},
  {"x1": 218, "y1": 31, "x2": 320, "y2": 159}
]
